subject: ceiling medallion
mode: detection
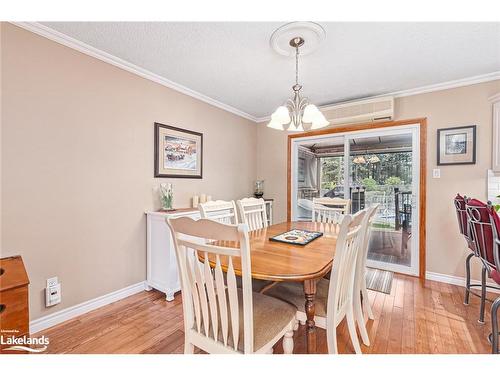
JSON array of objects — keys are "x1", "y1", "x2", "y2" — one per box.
[{"x1": 267, "y1": 22, "x2": 329, "y2": 132}]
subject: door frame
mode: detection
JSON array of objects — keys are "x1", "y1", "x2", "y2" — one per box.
[{"x1": 287, "y1": 118, "x2": 427, "y2": 279}]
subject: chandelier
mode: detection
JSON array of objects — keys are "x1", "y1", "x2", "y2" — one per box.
[{"x1": 267, "y1": 36, "x2": 329, "y2": 132}]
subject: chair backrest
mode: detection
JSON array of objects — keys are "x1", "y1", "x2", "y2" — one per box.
[
  {"x1": 354, "y1": 204, "x2": 379, "y2": 287},
  {"x1": 488, "y1": 209, "x2": 500, "y2": 272},
  {"x1": 454, "y1": 194, "x2": 473, "y2": 242},
  {"x1": 466, "y1": 199, "x2": 495, "y2": 269},
  {"x1": 312, "y1": 197, "x2": 351, "y2": 224},
  {"x1": 166, "y1": 217, "x2": 254, "y2": 353},
  {"x1": 326, "y1": 211, "x2": 365, "y2": 325},
  {"x1": 199, "y1": 200, "x2": 239, "y2": 225},
  {"x1": 237, "y1": 197, "x2": 268, "y2": 231}
]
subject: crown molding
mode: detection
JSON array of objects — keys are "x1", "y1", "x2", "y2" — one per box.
[
  {"x1": 11, "y1": 22, "x2": 259, "y2": 123},
  {"x1": 255, "y1": 71, "x2": 500, "y2": 123},
  {"x1": 10, "y1": 22, "x2": 500, "y2": 125}
]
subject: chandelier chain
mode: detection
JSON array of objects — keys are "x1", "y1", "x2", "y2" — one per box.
[{"x1": 295, "y1": 45, "x2": 299, "y2": 86}]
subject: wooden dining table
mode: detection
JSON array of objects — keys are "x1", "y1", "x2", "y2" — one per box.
[{"x1": 210, "y1": 221, "x2": 339, "y2": 354}]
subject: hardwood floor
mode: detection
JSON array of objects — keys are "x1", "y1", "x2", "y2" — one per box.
[{"x1": 34, "y1": 274, "x2": 497, "y2": 354}]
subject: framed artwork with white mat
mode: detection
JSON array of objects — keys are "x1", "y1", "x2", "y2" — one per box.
[
  {"x1": 154, "y1": 122, "x2": 203, "y2": 178},
  {"x1": 437, "y1": 125, "x2": 476, "y2": 166}
]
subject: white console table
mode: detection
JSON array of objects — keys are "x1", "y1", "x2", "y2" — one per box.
[{"x1": 145, "y1": 208, "x2": 200, "y2": 301}]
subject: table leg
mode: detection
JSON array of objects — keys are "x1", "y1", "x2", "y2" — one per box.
[{"x1": 304, "y1": 279, "x2": 317, "y2": 354}]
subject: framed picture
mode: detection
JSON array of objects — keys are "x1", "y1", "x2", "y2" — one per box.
[
  {"x1": 154, "y1": 122, "x2": 203, "y2": 178},
  {"x1": 437, "y1": 125, "x2": 476, "y2": 166}
]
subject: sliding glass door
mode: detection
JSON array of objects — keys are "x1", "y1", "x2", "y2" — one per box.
[
  {"x1": 291, "y1": 125, "x2": 420, "y2": 275},
  {"x1": 345, "y1": 127, "x2": 419, "y2": 275}
]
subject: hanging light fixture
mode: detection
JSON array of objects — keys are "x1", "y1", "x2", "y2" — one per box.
[
  {"x1": 353, "y1": 156, "x2": 366, "y2": 164},
  {"x1": 267, "y1": 36, "x2": 329, "y2": 132}
]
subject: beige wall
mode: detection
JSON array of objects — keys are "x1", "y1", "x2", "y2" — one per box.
[
  {"x1": 257, "y1": 80, "x2": 500, "y2": 281},
  {"x1": 1, "y1": 23, "x2": 257, "y2": 320},
  {"x1": 2, "y1": 22, "x2": 499, "y2": 322}
]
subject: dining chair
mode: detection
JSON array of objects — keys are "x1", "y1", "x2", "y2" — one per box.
[
  {"x1": 166, "y1": 216, "x2": 296, "y2": 354},
  {"x1": 264, "y1": 212, "x2": 367, "y2": 354},
  {"x1": 312, "y1": 197, "x2": 351, "y2": 224},
  {"x1": 487, "y1": 207, "x2": 500, "y2": 354},
  {"x1": 237, "y1": 197, "x2": 268, "y2": 231},
  {"x1": 199, "y1": 200, "x2": 239, "y2": 224},
  {"x1": 353, "y1": 204, "x2": 379, "y2": 347},
  {"x1": 454, "y1": 194, "x2": 478, "y2": 306},
  {"x1": 199, "y1": 199, "x2": 271, "y2": 293},
  {"x1": 465, "y1": 199, "x2": 500, "y2": 324}
]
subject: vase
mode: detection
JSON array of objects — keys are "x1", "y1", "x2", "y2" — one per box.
[{"x1": 254, "y1": 180, "x2": 264, "y2": 199}]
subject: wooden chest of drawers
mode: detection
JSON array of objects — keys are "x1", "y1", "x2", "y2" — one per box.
[{"x1": 0, "y1": 256, "x2": 30, "y2": 350}]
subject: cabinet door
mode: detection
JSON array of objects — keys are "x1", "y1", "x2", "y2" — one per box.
[{"x1": 148, "y1": 215, "x2": 172, "y2": 291}]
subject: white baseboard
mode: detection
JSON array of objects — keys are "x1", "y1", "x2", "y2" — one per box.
[
  {"x1": 425, "y1": 271, "x2": 500, "y2": 293},
  {"x1": 30, "y1": 281, "x2": 147, "y2": 334}
]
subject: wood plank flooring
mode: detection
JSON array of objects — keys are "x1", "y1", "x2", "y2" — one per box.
[{"x1": 34, "y1": 274, "x2": 497, "y2": 354}]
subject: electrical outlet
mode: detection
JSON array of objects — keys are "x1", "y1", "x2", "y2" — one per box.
[
  {"x1": 432, "y1": 169, "x2": 441, "y2": 178},
  {"x1": 45, "y1": 279, "x2": 62, "y2": 307},
  {"x1": 46, "y1": 276, "x2": 58, "y2": 288}
]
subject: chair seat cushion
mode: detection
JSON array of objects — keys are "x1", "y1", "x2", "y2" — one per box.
[
  {"x1": 263, "y1": 278, "x2": 330, "y2": 318},
  {"x1": 235, "y1": 276, "x2": 272, "y2": 293},
  {"x1": 491, "y1": 269, "x2": 500, "y2": 285},
  {"x1": 198, "y1": 288, "x2": 296, "y2": 352}
]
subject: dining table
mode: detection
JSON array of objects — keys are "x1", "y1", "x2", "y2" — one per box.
[{"x1": 209, "y1": 220, "x2": 339, "y2": 354}]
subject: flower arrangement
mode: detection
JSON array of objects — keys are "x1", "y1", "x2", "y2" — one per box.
[{"x1": 160, "y1": 183, "x2": 174, "y2": 211}]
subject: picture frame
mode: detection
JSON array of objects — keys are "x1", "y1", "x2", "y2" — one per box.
[
  {"x1": 437, "y1": 125, "x2": 476, "y2": 166},
  {"x1": 154, "y1": 122, "x2": 203, "y2": 178}
]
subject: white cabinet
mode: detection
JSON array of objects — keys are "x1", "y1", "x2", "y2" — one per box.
[
  {"x1": 145, "y1": 209, "x2": 200, "y2": 301},
  {"x1": 492, "y1": 93, "x2": 500, "y2": 173}
]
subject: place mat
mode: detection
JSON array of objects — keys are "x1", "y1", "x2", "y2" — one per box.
[{"x1": 269, "y1": 229, "x2": 323, "y2": 246}]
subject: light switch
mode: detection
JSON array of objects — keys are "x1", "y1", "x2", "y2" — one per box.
[{"x1": 432, "y1": 169, "x2": 441, "y2": 178}]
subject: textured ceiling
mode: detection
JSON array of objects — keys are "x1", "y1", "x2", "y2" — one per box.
[{"x1": 41, "y1": 22, "x2": 500, "y2": 119}]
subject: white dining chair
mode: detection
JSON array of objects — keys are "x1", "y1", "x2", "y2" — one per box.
[
  {"x1": 199, "y1": 200, "x2": 239, "y2": 224},
  {"x1": 237, "y1": 197, "x2": 268, "y2": 231},
  {"x1": 312, "y1": 197, "x2": 351, "y2": 223},
  {"x1": 352, "y1": 204, "x2": 378, "y2": 347},
  {"x1": 166, "y1": 216, "x2": 296, "y2": 354},
  {"x1": 264, "y1": 212, "x2": 367, "y2": 354},
  {"x1": 200, "y1": 199, "x2": 271, "y2": 293}
]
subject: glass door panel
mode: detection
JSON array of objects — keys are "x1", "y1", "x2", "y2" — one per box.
[
  {"x1": 293, "y1": 136, "x2": 345, "y2": 221},
  {"x1": 346, "y1": 128, "x2": 419, "y2": 275}
]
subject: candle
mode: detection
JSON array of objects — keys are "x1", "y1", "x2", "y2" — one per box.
[
  {"x1": 192, "y1": 195, "x2": 199, "y2": 208},
  {"x1": 206, "y1": 195, "x2": 212, "y2": 202},
  {"x1": 200, "y1": 194, "x2": 207, "y2": 203}
]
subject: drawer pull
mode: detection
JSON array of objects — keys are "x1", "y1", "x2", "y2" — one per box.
[
  {"x1": 0, "y1": 267, "x2": 4, "y2": 276},
  {"x1": 0, "y1": 304, "x2": 5, "y2": 314}
]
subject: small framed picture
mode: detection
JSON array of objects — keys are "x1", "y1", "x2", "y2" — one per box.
[
  {"x1": 437, "y1": 125, "x2": 476, "y2": 166},
  {"x1": 154, "y1": 122, "x2": 203, "y2": 178}
]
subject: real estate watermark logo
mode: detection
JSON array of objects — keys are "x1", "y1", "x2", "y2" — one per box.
[{"x1": 1, "y1": 329, "x2": 49, "y2": 353}]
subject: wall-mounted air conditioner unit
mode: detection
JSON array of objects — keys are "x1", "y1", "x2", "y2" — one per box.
[{"x1": 322, "y1": 96, "x2": 394, "y2": 125}]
